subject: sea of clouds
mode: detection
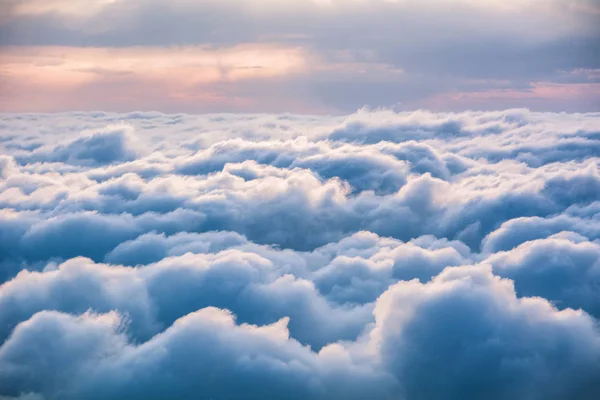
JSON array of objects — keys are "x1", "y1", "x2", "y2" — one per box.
[{"x1": 0, "y1": 109, "x2": 599, "y2": 399}]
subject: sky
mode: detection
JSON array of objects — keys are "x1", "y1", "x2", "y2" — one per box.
[
  {"x1": 0, "y1": 0, "x2": 599, "y2": 113},
  {"x1": 1, "y1": 3, "x2": 600, "y2": 400}
]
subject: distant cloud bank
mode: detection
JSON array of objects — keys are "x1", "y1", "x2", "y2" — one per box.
[{"x1": 1, "y1": 109, "x2": 600, "y2": 399}]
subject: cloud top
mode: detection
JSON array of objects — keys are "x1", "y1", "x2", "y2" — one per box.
[{"x1": 0, "y1": 109, "x2": 599, "y2": 399}]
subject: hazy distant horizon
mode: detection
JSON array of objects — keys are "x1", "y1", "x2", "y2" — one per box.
[{"x1": 1, "y1": 0, "x2": 599, "y2": 114}]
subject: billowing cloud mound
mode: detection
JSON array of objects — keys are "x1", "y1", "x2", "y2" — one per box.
[
  {"x1": 16, "y1": 125, "x2": 143, "y2": 167},
  {"x1": 1, "y1": 109, "x2": 600, "y2": 399}
]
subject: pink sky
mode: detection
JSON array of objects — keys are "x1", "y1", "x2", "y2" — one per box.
[{"x1": 1, "y1": 0, "x2": 598, "y2": 113}]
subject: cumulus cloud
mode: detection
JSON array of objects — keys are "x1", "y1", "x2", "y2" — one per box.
[
  {"x1": 16, "y1": 125, "x2": 144, "y2": 167},
  {"x1": 1, "y1": 267, "x2": 599, "y2": 400},
  {"x1": 0, "y1": 308, "x2": 394, "y2": 400},
  {"x1": 1, "y1": 109, "x2": 600, "y2": 398},
  {"x1": 372, "y1": 265, "x2": 600, "y2": 400},
  {"x1": 484, "y1": 235, "x2": 600, "y2": 317}
]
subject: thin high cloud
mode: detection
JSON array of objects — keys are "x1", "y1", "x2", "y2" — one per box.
[
  {"x1": 0, "y1": 0, "x2": 598, "y2": 112},
  {"x1": 1, "y1": 109, "x2": 600, "y2": 399}
]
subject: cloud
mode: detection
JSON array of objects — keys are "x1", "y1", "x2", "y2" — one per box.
[
  {"x1": 372, "y1": 265, "x2": 600, "y2": 400},
  {"x1": 16, "y1": 125, "x2": 144, "y2": 166},
  {"x1": 482, "y1": 209, "x2": 600, "y2": 253},
  {"x1": 485, "y1": 235, "x2": 600, "y2": 317},
  {"x1": 177, "y1": 138, "x2": 411, "y2": 194},
  {"x1": 1, "y1": 109, "x2": 600, "y2": 398},
  {"x1": 1, "y1": 267, "x2": 599, "y2": 399},
  {"x1": 0, "y1": 307, "x2": 394, "y2": 400},
  {"x1": 104, "y1": 230, "x2": 249, "y2": 265},
  {"x1": 0, "y1": 251, "x2": 373, "y2": 349},
  {"x1": 0, "y1": 156, "x2": 19, "y2": 179}
]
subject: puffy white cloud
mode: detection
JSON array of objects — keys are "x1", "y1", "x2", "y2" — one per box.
[
  {"x1": 482, "y1": 213, "x2": 600, "y2": 253},
  {"x1": 0, "y1": 308, "x2": 394, "y2": 400},
  {"x1": 176, "y1": 138, "x2": 412, "y2": 194},
  {"x1": 371, "y1": 265, "x2": 600, "y2": 400},
  {"x1": 1, "y1": 267, "x2": 599, "y2": 399},
  {"x1": 484, "y1": 235, "x2": 600, "y2": 317},
  {"x1": 0, "y1": 156, "x2": 18, "y2": 180},
  {"x1": 1, "y1": 109, "x2": 599, "y2": 398},
  {"x1": 0, "y1": 251, "x2": 373, "y2": 349},
  {"x1": 16, "y1": 125, "x2": 145, "y2": 167}
]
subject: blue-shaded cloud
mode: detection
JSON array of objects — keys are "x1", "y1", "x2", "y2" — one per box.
[
  {"x1": 1, "y1": 109, "x2": 600, "y2": 399},
  {"x1": 15, "y1": 125, "x2": 144, "y2": 167}
]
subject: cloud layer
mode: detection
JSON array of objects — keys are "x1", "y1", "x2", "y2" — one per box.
[{"x1": 1, "y1": 109, "x2": 600, "y2": 399}]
